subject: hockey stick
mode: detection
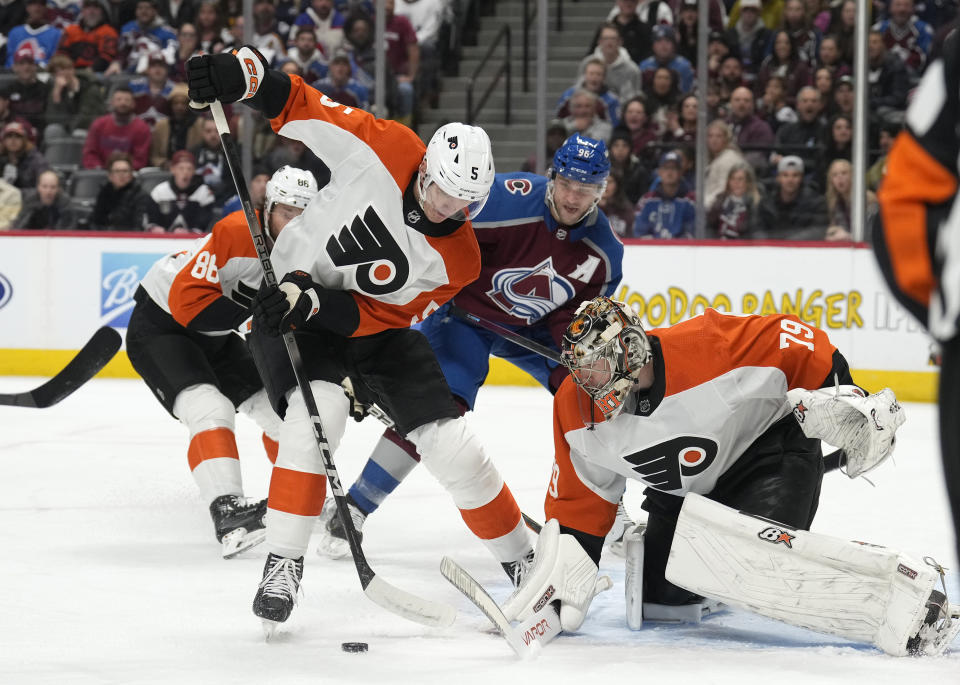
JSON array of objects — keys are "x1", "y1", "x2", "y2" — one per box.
[
  {"x1": 0, "y1": 327, "x2": 121, "y2": 408},
  {"x1": 447, "y1": 304, "x2": 562, "y2": 364},
  {"x1": 208, "y1": 99, "x2": 455, "y2": 628},
  {"x1": 440, "y1": 556, "x2": 561, "y2": 659}
]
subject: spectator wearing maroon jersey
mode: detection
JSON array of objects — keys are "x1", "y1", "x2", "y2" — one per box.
[
  {"x1": 2, "y1": 46, "x2": 51, "y2": 141},
  {"x1": 727, "y1": 85, "x2": 774, "y2": 173},
  {"x1": 82, "y1": 86, "x2": 152, "y2": 170},
  {"x1": 755, "y1": 29, "x2": 812, "y2": 104},
  {"x1": 171, "y1": 22, "x2": 202, "y2": 81},
  {"x1": 782, "y1": 0, "x2": 820, "y2": 68},
  {"x1": 0, "y1": 121, "x2": 49, "y2": 191},
  {"x1": 872, "y1": 0, "x2": 933, "y2": 85},
  {"x1": 57, "y1": 0, "x2": 120, "y2": 72},
  {"x1": 816, "y1": 34, "x2": 851, "y2": 80},
  {"x1": 618, "y1": 95, "x2": 659, "y2": 167}
]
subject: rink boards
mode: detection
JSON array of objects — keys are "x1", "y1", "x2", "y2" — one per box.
[{"x1": 0, "y1": 233, "x2": 936, "y2": 401}]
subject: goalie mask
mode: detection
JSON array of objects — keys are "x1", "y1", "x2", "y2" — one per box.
[
  {"x1": 419, "y1": 122, "x2": 495, "y2": 222},
  {"x1": 561, "y1": 297, "x2": 652, "y2": 421},
  {"x1": 264, "y1": 165, "x2": 318, "y2": 241}
]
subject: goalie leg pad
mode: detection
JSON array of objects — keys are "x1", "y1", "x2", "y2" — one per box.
[{"x1": 665, "y1": 493, "x2": 943, "y2": 656}]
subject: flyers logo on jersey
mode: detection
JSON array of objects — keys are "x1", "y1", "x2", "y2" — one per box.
[
  {"x1": 326, "y1": 206, "x2": 410, "y2": 295},
  {"x1": 622, "y1": 436, "x2": 718, "y2": 491}
]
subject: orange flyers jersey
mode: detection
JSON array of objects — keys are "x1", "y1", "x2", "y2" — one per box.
[
  {"x1": 546, "y1": 310, "x2": 837, "y2": 538},
  {"x1": 140, "y1": 210, "x2": 262, "y2": 332},
  {"x1": 266, "y1": 75, "x2": 481, "y2": 337}
]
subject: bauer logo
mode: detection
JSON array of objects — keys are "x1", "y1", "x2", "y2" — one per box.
[
  {"x1": 101, "y1": 252, "x2": 165, "y2": 327},
  {"x1": 0, "y1": 272, "x2": 11, "y2": 310}
]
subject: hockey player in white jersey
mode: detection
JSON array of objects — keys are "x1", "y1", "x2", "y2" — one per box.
[
  {"x1": 187, "y1": 47, "x2": 536, "y2": 632},
  {"x1": 500, "y1": 296, "x2": 958, "y2": 656},
  {"x1": 126, "y1": 166, "x2": 319, "y2": 558}
]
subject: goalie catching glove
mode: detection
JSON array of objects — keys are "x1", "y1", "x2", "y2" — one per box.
[
  {"x1": 787, "y1": 384, "x2": 905, "y2": 478},
  {"x1": 501, "y1": 519, "x2": 612, "y2": 632},
  {"x1": 187, "y1": 45, "x2": 269, "y2": 105}
]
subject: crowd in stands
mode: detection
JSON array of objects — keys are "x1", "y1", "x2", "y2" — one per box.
[
  {"x1": 540, "y1": 0, "x2": 957, "y2": 240},
  {"x1": 0, "y1": 0, "x2": 450, "y2": 231},
  {"x1": 0, "y1": 0, "x2": 955, "y2": 239}
]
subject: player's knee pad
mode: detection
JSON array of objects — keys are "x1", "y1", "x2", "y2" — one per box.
[
  {"x1": 408, "y1": 417, "x2": 503, "y2": 508},
  {"x1": 238, "y1": 388, "x2": 282, "y2": 441},
  {"x1": 276, "y1": 380, "x2": 349, "y2": 471},
  {"x1": 173, "y1": 383, "x2": 236, "y2": 437}
]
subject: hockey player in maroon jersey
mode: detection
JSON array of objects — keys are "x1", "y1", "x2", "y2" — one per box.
[
  {"x1": 187, "y1": 47, "x2": 535, "y2": 632},
  {"x1": 316, "y1": 134, "x2": 629, "y2": 576},
  {"x1": 499, "y1": 297, "x2": 958, "y2": 656},
  {"x1": 126, "y1": 165, "x2": 319, "y2": 559}
]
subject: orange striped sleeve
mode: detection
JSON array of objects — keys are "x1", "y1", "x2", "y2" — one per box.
[
  {"x1": 349, "y1": 223, "x2": 482, "y2": 337},
  {"x1": 655, "y1": 310, "x2": 836, "y2": 396},
  {"x1": 167, "y1": 211, "x2": 260, "y2": 327},
  {"x1": 877, "y1": 132, "x2": 957, "y2": 306},
  {"x1": 271, "y1": 74, "x2": 425, "y2": 192},
  {"x1": 544, "y1": 377, "x2": 618, "y2": 538}
]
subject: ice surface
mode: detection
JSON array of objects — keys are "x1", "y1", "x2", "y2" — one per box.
[{"x1": 0, "y1": 379, "x2": 957, "y2": 684}]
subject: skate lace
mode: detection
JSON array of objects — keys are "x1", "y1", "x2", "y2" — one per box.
[
  {"x1": 509, "y1": 550, "x2": 535, "y2": 588},
  {"x1": 259, "y1": 556, "x2": 302, "y2": 602}
]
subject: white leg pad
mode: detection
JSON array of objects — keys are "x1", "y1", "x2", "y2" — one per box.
[
  {"x1": 666, "y1": 493, "x2": 939, "y2": 656},
  {"x1": 408, "y1": 417, "x2": 503, "y2": 509},
  {"x1": 238, "y1": 388, "x2": 282, "y2": 442}
]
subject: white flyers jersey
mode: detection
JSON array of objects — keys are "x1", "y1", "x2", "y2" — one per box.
[
  {"x1": 140, "y1": 209, "x2": 262, "y2": 332},
  {"x1": 266, "y1": 75, "x2": 481, "y2": 336},
  {"x1": 545, "y1": 310, "x2": 838, "y2": 538}
]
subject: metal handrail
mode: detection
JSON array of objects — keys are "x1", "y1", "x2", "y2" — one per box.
[{"x1": 466, "y1": 23, "x2": 511, "y2": 126}]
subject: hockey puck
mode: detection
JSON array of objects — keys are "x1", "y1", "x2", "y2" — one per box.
[{"x1": 341, "y1": 642, "x2": 368, "y2": 653}]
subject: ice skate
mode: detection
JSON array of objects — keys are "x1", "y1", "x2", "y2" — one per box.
[
  {"x1": 501, "y1": 548, "x2": 535, "y2": 588},
  {"x1": 906, "y1": 583, "x2": 960, "y2": 655},
  {"x1": 252, "y1": 553, "x2": 304, "y2": 639},
  {"x1": 209, "y1": 494, "x2": 267, "y2": 559},
  {"x1": 316, "y1": 494, "x2": 366, "y2": 560},
  {"x1": 604, "y1": 498, "x2": 636, "y2": 557}
]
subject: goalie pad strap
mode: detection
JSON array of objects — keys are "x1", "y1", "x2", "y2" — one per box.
[{"x1": 665, "y1": 494, "x2": 936, "y2": 656}]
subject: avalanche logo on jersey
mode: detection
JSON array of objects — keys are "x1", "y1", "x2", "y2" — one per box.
[
  {"x1": 504, "y1": 178, "x2": 533, "y2": 196},
  {"x1": 101, "y1": 252, "x2": 167, "y2": 327},
  {"x1": 486, "y1": 257, "x2": 575, "y2": 323},
  {"x1": 326, "y1": 206, "x2": 410, "y2": 296},
  {"x1": 622, "y1": 436, "x2": 718, "y2": 491}
]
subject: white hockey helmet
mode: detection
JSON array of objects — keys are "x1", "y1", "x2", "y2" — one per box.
[
  {"x1": 561, "y1": 296, "x2": 653, "y2": 421},
  {"x1": 419, "y1": 122, "x2": 495, "y2": 221},
  {"x1": 264, "y1": 165, "x2": 318, "y2": 234}
]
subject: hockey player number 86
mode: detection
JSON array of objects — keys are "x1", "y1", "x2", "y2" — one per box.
[
  {"x1": 190, "y1": 251, "x2": 219, "y2": 284},
  {"x1": 779, "y1": 319, "x2": 814, "y2": 351}
]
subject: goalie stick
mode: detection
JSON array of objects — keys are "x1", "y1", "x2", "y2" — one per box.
[
  {"x1": 440, "y1": 556, "x2": 562, "y2": 659},
  {"x1": 207, "y1": 99, "x2": 455, "y2": 629},
  {"x1": 0, "y1": 327, "x2": 121, "y2": 408}
]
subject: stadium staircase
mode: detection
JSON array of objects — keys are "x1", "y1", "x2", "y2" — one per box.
[{"x1": 419, "y1": 0, "x2": 612, "y2": 172}]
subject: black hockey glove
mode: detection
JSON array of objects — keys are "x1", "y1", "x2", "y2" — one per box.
[
  {"x1": 187, "y1": 45, "x2": 269, "y2": 105},
  {"x1": 251, "y1": 271, "x2": 320, "y2": 337}
]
